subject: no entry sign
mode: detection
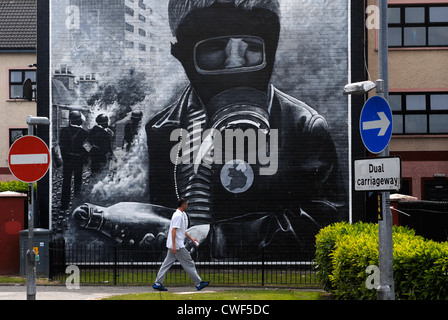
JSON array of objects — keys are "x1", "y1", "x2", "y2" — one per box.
[{"x1": 8, "y1": 136, "x2": 50, "y2": 183}]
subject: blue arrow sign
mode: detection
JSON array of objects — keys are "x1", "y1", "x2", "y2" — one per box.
[{"x1": 360, "y1": 96, "x2": 393, "y2": 154}]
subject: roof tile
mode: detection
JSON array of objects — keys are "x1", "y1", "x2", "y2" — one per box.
[{"x1": 0, "y1": 0, "x2": 37, "y2": 50}]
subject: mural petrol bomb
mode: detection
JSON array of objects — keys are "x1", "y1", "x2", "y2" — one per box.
[{"x1": 49, "y1": 0, "x2": 350, "y2": 262}]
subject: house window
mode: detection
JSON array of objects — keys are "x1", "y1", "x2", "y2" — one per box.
[
  {"x1": 398, "y1": 178, "x2": 412, "y2": 197},
  {"x1": 125, "y1": 6, "x2": 134, "y2": 17},
  {"x1": 125, "y1": 22, "x2": 134, "y2": 33},
  {"x1": 125, "y1": 40, "x2": 134, "y2": 49},
  {"x1": 423, "y1": 178, "x2": 448, "y2": 201},
  {"x1": 9, "y1": 70, "x2": 36, "y2": 99},
  {"x1": 391, "y1": 92, "x2": 448, "y2": 134},
  {"x1": 9, "y1": 129, "x2": 27, "y2": 147},
  {"x1": 388, "y1": 5, "x2": 448, "y2": 47}
]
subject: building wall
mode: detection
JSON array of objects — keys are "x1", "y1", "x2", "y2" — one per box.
[
  {"x1": 368, "y1": 39, "x2": 448, "y2": 91},
  {"x1": 39, "y1": 0, "x2": 362, "y2": 261},
  {"x1": 0, "y1": 52, "x2": 37, "y2": 180},
  {"x1": 401, "y1": 160, "x2": 447, "y2": 197},
  {"x1": 367, "y1": 0, "x2": 448, "y2": 200},
  {"x1": 367, "y1": 0, "x2": 448, "y2": 91}
]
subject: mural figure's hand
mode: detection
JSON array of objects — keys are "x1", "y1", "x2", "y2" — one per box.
[{"x1": 72, "y1": 202, "x2": 173, "y2": 247}]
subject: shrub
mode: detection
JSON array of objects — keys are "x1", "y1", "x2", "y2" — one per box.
[
  {"x1": 314, "y1": 221, "x2": 377, "y2": 292},
  {"x1": 393, "y1": 233, "x2": 448, "y2": 300},
  {"x1": 328, "y1": 227, "x2": 379, "y2": 300},
  {"x1": 0, "y1": 180, "x2": 32, "y2": 193},
  {"x1": 315, "y1": 222, "x2": 448, "y2": 300}
]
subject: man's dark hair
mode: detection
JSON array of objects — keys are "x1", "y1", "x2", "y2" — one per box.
[{"x1": 177, "y1": 198, "x2": 187, "y2": 208}]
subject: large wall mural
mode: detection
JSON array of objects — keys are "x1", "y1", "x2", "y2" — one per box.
[{"x1": 49, "y1": 0, "x2": 351, "y2": 261}]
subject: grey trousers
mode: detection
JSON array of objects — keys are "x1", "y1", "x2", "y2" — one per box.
[{"x1": 155, "y1": 247, "x2": 202, "y2": 286}]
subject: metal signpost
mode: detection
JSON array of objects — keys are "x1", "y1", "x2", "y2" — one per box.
[
  {"x1": 358, "y1": 84, "x2": 396, "y2": 300},
  {"x1": 8, "y1": 116, "x2": 50, "y2": 300},
  {"x1": 345, "y1": 0, "x2": 395, "y2": 300},
  {"x1": 375, "y1": 0, "x2": 395, "y2": 300}
]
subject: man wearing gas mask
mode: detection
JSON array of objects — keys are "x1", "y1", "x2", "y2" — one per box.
[
  {"x1": 145, "y1": 0, "x2": 345, "y2": 259},
  {"x1": 73, "y1": 0, "x2": 346, "y2": 260}
]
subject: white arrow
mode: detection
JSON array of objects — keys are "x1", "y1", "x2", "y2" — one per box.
[{"x1": 363, "y1": 112, "x2": 391, "y2": 136}]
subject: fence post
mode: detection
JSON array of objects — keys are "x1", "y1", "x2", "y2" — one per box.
[
  {"x1": 113, "y1": 246, "x2": 118, "y2": 285},
  {"x1": 261, "y1": 246, "x2": 265, "y2": 286}
]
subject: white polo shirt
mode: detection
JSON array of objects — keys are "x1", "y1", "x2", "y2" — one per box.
[{"x1": 166, "y1": 209, "x2": 188, "y2": 249}]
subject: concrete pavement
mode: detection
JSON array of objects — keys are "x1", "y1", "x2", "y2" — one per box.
[{"x1": 0, "y1": 285, "x2": 218, "y2": 300}]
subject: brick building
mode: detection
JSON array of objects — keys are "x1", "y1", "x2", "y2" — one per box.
[
  {"x1": 367, "y1": 0, "x2": 448, "y2": 201},
  {"x1": 0, "y1": 0, "x2": 37, "y2": 181}
]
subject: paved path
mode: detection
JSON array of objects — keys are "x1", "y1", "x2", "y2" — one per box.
[{"x1": 0, "y1": 285, "x2": 220, "y2": 300}]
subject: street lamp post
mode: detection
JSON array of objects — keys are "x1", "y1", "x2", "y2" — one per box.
[
  {"x1": 376, "y1": 0, "x2": 395, "y2": 300},
  {"x1": 25, "y1": 116, "x2": 50, "y2": 301},
  {"x1": 344, "y1": 0, "x2": 395, "y2": 301}
]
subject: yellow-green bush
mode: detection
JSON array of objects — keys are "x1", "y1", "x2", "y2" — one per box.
[
  {"x1": 314, "y1": 221, "x2": 377, "y2": 292},
  {"x1": 315, "y1": 222, "x2": 448, "y2": 300},
  {"x1": 393, "y1": 232, "x2": 448, "y2": 300},
  {"x1": 0, "y1": 181, "x2": 31, "y2": 193}
]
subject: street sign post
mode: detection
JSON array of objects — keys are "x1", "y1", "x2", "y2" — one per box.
[
  {"x1": 345, "y1": 0, "x2": 394, "y2": 300},
  {"x1": 360, "y1": 96, "x2": 393, "y2": 154},
  {"x1": 375, "y1": 1, "x2": 395, "y2": 298},
  {"x1": 354, "y1": 157, "x2": 401, "y2": 192},
  {"x1": 8, "y1": 117, "x2": 50, "y2": 301}
]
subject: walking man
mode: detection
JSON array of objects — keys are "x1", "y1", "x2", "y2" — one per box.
[{"x1": 153, "y1": 198, "x2": 209, "y2": 291}]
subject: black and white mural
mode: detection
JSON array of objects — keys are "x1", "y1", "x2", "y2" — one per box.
[{"x1": 49, "y1": 0, "x2": 351, "y2": 261}]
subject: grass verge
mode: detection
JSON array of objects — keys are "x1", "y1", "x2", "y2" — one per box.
[
  {"x1": 0, "y1": 276, "x2": 57, "y2": 285},
  {"x1": 103, "y1": 289, "x2": 330, "y2": 300}
]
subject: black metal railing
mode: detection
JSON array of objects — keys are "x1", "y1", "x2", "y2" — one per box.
[{"x1": 49, "y1": 239, "x2": 318, "y2": 287}]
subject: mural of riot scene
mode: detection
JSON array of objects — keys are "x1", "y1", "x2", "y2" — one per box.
[{"x1": 49, "y1": 0, "x2": 351, "y2": 261}]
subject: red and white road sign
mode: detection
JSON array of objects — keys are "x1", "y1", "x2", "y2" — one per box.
[{"x1": 8, "y1": 136, "x2": 50, "y2": 183}]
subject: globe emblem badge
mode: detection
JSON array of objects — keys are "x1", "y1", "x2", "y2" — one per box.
[{"x1": 220, "y1": 160, "x2": 254, "y2": 194}]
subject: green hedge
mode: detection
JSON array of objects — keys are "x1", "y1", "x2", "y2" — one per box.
[
  {"x1": 0, "y1": 181, "x2": 33, "y2": 193},
  {"x1": 315, "y1": 222, "x2": 448, "y2": 300}
]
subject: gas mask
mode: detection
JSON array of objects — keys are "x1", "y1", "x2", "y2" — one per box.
[
  {"x1": 194, "y1": 35, "x2": 266, "y2": 75},
  {"x1": 193, "y1": 35, "x2": 271, "y2": 132},
  {"x1": 171, "y1": 4, "x2": 280, "y2": 106}
]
